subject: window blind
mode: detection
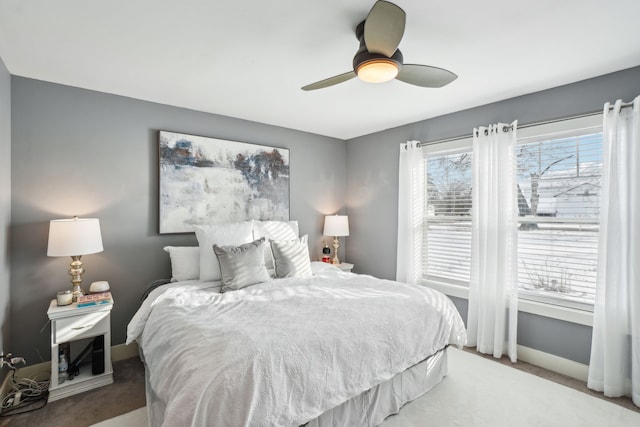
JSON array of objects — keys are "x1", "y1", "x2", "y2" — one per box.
[
  {"x1": 424, "y1": 150, "x2": 473, "y2": 284},
  {"x1": 516, "y1": 132, "x2": 602, "y2": 307}
]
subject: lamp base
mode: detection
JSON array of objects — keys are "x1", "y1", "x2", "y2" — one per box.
[
  {"x1": 71, "y1": 284, "x2": 85, "y2": 302},
  {"x1": 69, "y1": 255, "x2": 85, "y2": 302},
  {"x1": 331, "y1": 236, "x2": 341, "y2": 265}
]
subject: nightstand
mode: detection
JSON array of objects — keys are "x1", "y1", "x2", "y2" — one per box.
[
  {"x1": 335, "y1": 262, "x2": 354, "y2": 272},
  {"x1": 47, "y1": 297, "x2": 114, "y2": 401}
]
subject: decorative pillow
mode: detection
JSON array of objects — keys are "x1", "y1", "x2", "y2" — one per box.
[
  {"x1": 253, "y1": 221, "x2": 299, "y2": 273},
  {"x1": 270, "y1": 235, "x2": 313, "y2": 278},
  {"x1": 213, "y1": 239, "x2": 271, "y2": 292},
  {"x1": 163, "y1": 246, "x2": 200, "y2": 282},
  {"x1": 194, "y1": 222, "x2": 254, "y2": 281}
]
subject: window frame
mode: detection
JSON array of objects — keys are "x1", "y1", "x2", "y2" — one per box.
[{"x1": 420, "y1": 114, "x2": 603, "y2": 326}]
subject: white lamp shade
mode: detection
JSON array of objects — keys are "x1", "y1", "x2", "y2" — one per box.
[
  {"x1": 323, "y1": 215, "x2": 349, "y2": 237},
  {"x1": 47, "y1": 218, "x2": 104, "y2": 256}
]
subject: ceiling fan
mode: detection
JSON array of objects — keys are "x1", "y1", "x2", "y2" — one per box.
[{"x1": 302, "y1": 1, "x2": 457, "y2": 91}]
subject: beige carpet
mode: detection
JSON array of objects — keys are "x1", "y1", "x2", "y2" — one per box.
[
  {"x1": 91, "y1": 407, "x2": 147, "y2": 426},
  {"x1": 91, "y1": 348, "x2": 640, "y2": 427}
]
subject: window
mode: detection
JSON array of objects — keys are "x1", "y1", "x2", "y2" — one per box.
[
  {"x1": 516, "y1": 128, "x2": 602, "y2": 310},
  {"x1": 424, "y1": 146, "x2": 473, "y2": 285},
  {"x1": 421, "y1": 116, "x2": 603, "y2": 311}
]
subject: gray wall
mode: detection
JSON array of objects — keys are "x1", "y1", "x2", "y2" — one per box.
[
  {"x1": 10, "y1": 77, "x2": 346, "y2": 364},
  {"x1": 8, "y1": 67, "x2": 640, "y2": 366},
  {"x1": 346, "y1": 66, "x2": 640, "y2": 364},
  {"x1": 0, "y1": 57, "x2": 10, "y2": 363}
]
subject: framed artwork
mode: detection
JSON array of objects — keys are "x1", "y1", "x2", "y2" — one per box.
[{"x1": 159, "y1": 131, "x2": 290, "y2": 234}]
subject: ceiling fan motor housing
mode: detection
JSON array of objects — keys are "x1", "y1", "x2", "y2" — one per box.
[{"x1": 353, "y1": 20, "x2": 403, "y2": 75}]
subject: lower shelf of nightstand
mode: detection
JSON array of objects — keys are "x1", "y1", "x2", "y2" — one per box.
[{"x1": 48, "y1": 369, "x2": 113, "y2": 402}]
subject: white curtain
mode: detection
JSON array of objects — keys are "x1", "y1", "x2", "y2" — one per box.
[
  {"x1": 467, "y1": 122, "x2": 518, "y2": 362},
  {"x1": 588, "y1": 95, "x2": 640, "y2": 407},
  {"x1": 396, "y1": 141, "x2": 425, "y2": 285}
]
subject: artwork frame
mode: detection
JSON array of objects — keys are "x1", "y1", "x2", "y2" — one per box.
[{"x1": 159, "y1": 131, "x2": 290, "y2": 234}]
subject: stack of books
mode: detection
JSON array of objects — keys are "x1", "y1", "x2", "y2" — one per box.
[{"x1": 76, "y1": 292, "x2": 112, "y2": 308}]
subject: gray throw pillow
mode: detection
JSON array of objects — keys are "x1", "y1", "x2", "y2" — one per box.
[
  {"x1": 213, "y1": 239, "x2": 271, "y2": 292},
  {"x1": 270, "y1": 235, "x2": 313, "y2": 278}
]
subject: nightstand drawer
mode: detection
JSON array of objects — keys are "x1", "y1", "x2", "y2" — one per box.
[{"x1": 53, "y1": 311, "x2": 110, "y2": 344}]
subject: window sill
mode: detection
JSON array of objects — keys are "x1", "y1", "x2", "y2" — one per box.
[{"x1": 422, "y1": 280, "x2": 593, "y2": 327}]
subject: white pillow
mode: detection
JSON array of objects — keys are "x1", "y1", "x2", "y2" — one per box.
[
  {"x1": 270, "y1": 235, "x2": 313, "y2": 278},
  {"x1": 253, "y1": 221, "x2": 299, "y2": 272},
  {"x1": 213, "y1": 239, "x2": 271, "y2": 292},
  {"x1": 194, "y1": 222, "x2": 255, "y2": 281},
  {"x1": 163, "y1": 246, "x2": 200, "y2": 282}
]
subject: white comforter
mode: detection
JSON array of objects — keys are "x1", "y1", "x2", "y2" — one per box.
[{"x1": 127, "y1": 263, "x2": 466, "y2": 427}]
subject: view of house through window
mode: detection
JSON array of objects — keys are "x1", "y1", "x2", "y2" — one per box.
[{"x1": 422, "y1": 120, "x2": 603, "y2": 310}]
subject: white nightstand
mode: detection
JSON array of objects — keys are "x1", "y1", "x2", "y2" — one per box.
[
  {"x1": 335, "y1": 263, "x2": 354, "y2": 272},
  {"x1": 47, "y1": 297, "x2": 114, "y2": 401}
]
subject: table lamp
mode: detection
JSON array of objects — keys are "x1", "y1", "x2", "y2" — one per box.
[
  {"x1": 47, "y1": 217, "x2": 104, "y2": 302},
  {"x1": 323, "y1": 215, "x2": 349, "y2": 265}
]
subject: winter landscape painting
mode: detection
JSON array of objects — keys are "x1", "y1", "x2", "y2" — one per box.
[{"x1": 159, "y1": 131, "x2": 290, "y2": 233}]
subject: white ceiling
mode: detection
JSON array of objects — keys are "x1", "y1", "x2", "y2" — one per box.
[{"x1": 1, "y1": 1, "x2": 639, "y2": 140}]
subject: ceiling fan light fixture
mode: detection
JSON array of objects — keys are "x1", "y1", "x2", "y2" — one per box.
[{"x1": 356, "y1": 58, "x2": 399, "y2": 83}]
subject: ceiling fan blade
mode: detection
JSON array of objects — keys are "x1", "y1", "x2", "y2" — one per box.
[
  {"x1": 301, "y1": 71, "x2": 356, "y2": 91},
  {"x1": 396, "y1": 64, "x2": 458, "y2": 88},
  {"x1": 364, "y1": 1, "x2": 406, "y2": 57}
]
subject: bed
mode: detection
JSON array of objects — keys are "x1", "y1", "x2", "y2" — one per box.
[{"x1": 126, "y1": 221, "x2": 466, "y2": 426}]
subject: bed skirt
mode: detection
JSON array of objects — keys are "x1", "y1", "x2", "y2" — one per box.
[
  {"x1": 142, "y1": 347, "x2": 448, "y2": 427},
  {"x1": 305, "y1": 347, "x2": 449, "y2": 427}
]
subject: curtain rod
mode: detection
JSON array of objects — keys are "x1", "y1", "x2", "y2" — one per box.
[
  {"x1": 610, "y1": 100, "x2": 635, "y2": 109},
  {"x1": 417, "y1": 102, "x2": 634, "y2": 148}
]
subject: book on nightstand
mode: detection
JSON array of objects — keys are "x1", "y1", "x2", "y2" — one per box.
[{"x1": 76, "y1": 292, "x2": 112, "y2": 307}]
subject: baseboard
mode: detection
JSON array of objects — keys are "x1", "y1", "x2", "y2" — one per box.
[
  {"x1": 517, "y1": 345, "x2": 589, "y2": 382},
  {"x1": 0, "y1": 342, "x2": 139, "y2": 401}
]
